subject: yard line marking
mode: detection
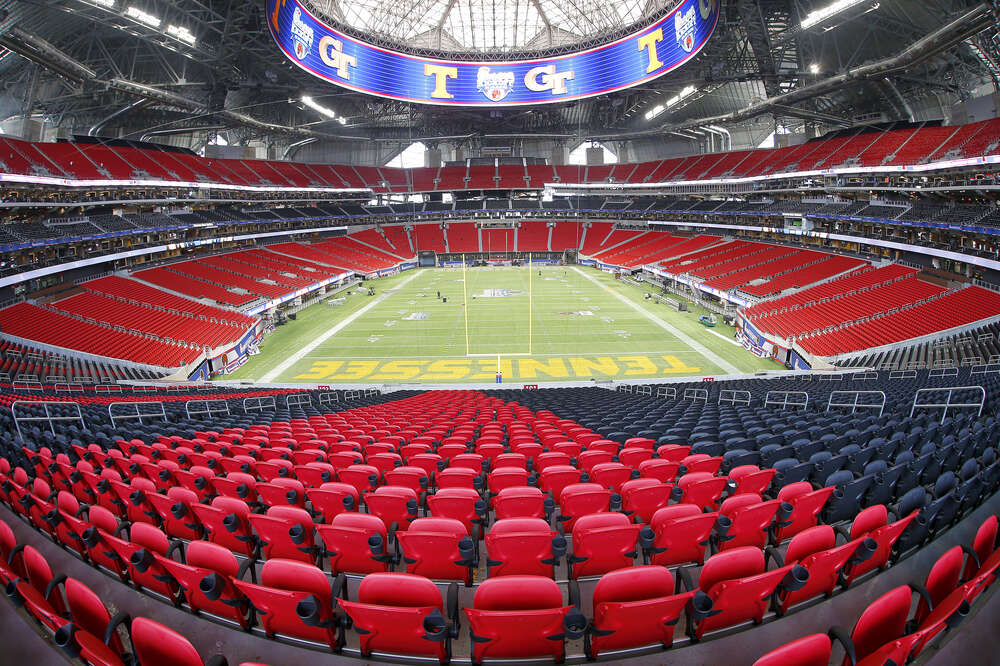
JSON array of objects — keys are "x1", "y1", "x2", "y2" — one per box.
[
  {"x1": 260, "y1": 270, "x2": 422, "y2": 382},
  {"x1": 572, "y1": 267, "x2": 740, "y2": 374},
  {"x1": 705, "y1": 327, "x2": 744, "y2": 347}
]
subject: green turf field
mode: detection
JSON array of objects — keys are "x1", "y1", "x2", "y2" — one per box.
[{"x1": 227, "y1": 265, "x2": 780, "y2": 384}]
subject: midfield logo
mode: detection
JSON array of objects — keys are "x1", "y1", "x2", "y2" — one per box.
[{"x1": 476, "y1": 67, "x2": 515, "y2": 102}]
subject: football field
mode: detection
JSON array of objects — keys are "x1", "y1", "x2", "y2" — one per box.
[{"x1": 228, "y1": 265, "x2": 779, "y2": 384}]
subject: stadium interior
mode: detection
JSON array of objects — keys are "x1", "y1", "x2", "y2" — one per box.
[{"x1": 0, "y1": 0, "x2": 999, "y2": 664}]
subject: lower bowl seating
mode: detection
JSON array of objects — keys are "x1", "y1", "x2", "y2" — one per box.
[{"x1": 0, "y1": 380, "x2": 997, "y2": 664}]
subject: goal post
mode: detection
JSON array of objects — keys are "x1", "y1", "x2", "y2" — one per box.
[{"x1": 463, "y1": 251, "x2": 533, "y2": 357}]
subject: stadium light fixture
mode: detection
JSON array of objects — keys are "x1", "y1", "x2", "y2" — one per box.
[
  {"x1": 301, "y1": 95, "x2": 349, "y2": 125},
  {"x1": 166, "y1": 25, "x2": 196, "y2": 45},
  {"x1": 800, "y1": 0, "x2": 872, "y2": 29},
  {"x1": 125, "y1": 6, "x2": 161, "y2": 28},
  {"x1": 809, "y1": 63, "x2": 820, "y2": 74},
  {"x1": 85, "y1": 0, "x2": 116, "y2": 7},
  {"x1": 644, "y1": 85, "x2": 698, "y2": 121}
]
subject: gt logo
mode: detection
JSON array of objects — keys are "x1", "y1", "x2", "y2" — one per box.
[
  {"x1": 524, "y1": 65, "x2": 575, "y2": 96},
  {"x1": 319, "y1": 35, "x2": 357, "y2": 80}
]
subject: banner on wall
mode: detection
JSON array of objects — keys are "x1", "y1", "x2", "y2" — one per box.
[{"x1": 267, "y1": 0, "x2": 720, "y2": 106}]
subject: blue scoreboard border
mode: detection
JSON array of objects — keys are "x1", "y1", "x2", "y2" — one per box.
[{"x1": 267, "y1": 0, "x2": 720, "y2": 107}]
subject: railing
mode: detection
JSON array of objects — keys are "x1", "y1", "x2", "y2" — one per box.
[
  {"x1": 108, "y1": 401, "x2": 167, "y2": 429},
  {"x1": 910, "y1": 385, "x2": 986, "y2": 423},
  {"x1": 185, "y1": 399, "x2": 231, "y2": 420},
  {"x1": 827, "y1": 390, "x2": 887, "y2": 416},
  {"x1": 764, "y1": 390, "x2": 809, "y2": 410},
  {"x1": 12, "y1": 400, "x2": 85, "y2": 440}
]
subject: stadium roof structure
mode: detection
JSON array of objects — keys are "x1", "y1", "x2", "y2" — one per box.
[
  {"x1": 0, "y1": 0, "x2": 997, "y2": 151},
  {"x1": 300, "y1": 0, "x2": 669, "y2": 55}
]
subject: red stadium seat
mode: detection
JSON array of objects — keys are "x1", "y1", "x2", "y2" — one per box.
[
  {"x1": 567, "y1": 513, "x2": 644, "y2": 579},
  {"x1": 339, "y1": 572, "x2": 457, "y2": 663},
  {"x1": 231, "y1": 558, "x2": 344, "y2": 650},
  {"x1": 485, "y1": 518, "x2": 566, "y2": 578},
  {"x1": 396, "y1": 517, "x2": 477, "y2": 585},
  {"x1": 464, "y1": 576, "x2": 585, "y2": 665},
  {"x1": 588, "y1": 566, "x2": 707, "y2": 658}
]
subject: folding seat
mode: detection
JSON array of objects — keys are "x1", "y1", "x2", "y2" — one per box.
[
  {"x1": 681, "y1": 454, "x2": 723, "y2": 476},
  {"x1": 717, "y1": 498, "x2": 786, "y2": 551},
  {"x1": 485, "y1": 518, "x2": 566, "y2": 577},
  {"x1": 773, "y1": 458, "x2": 814, "y2": 486},
  {"x1": 752, "y1": 631, "x2": 857, "y2": 666},
  {"x1": 648, "y1": 505, "x2": 727, "y2": 567},
  {"x1": 190, "y1": 496, "x2": 257, "y2": 558},
  {"x1": 449, "y1": 453, "x2": 486, "y2": 473},
  {"x1": 407, "y1": 453, "x2": 443, "y2": 479},
  {"x1": 465, "y1": 576, "x2": 584, "y2": 665},
  {"x1": 588, "y1": 439, "x2": 621, "y2": 455},
  {"x1": 384, "y1": 466, "x2": 430, "y2": 498},
  {"x1": 618, "y1": 448, "x2": 655, "y2": 471},
  {"x1": 317, "y1": 513, "x2": 392, "y2": 575},
  {"x1": 7, "y1": 573, "x2": 67, "y2": 635},
  {"x1": 13, "y1": 543, "x2": 68, "y2": 618},
  {"x1": 964, "y1": 514, "x2": 999, "y2": 582},
  {"x1": 728, "y1": 465, "x2": 776, "y2": 496},
  {"x1": 536, "y1": 451, "x2": 573, "y2": 472},
  {"x1": 810, "y1": 452, "x2": 848, "y2": 485},
  {"x1": 771, "y1": 525, "x2": 877, "y2": 614},
  {"x1": 774, "y1": 482, "x2": 835, "y2": 542},
  {"x1": 365, "y1": 485, "x2": 420, "y2": 531},
  {"x1": 426, "y1": 488, "x2": 486, "y2": 533},
  {"x1": 656, "y1": 444, "x2": 692, "y2": 462},
  {"x1": 144, "y1": 487, "x2": 204, "y2": 541},
  {"x1": 49, "y1": 576, "x2": 130, "y2": 664},
  {"x1": 637, "y1": 459, "x2": 681, "y2": 482},
  {"x1": 338, "y1": 572, "x2": 457, "y2": 664},
  {"x1": 103, "y1": 523, "x2": 182, "y2": 603},
  {"x1": 590, "y1": 462, "x2": 635, "y2": 492},
  {"x1": 247, "y1": 505, "x2": 319, "y2": 564},
  {"x1": 306, "y1": 482, "x2": 358, "y2": 522},
  {"x1": 620, "y1": 478, "x2": 676, "y2": 523},
  {"x1": 586, "y1": 565, "x2": 706, "y2": 658},
  {"x1": 676, "y1": 472, "x2": 729, "y2": 510},
  {"x1": 822, "y1": 470, "x2": 875, "y2": 524},
  {"x1": 437, "y1": 443, "x2": 468, "y2": 461},
  {"x1": 492, "y1": 452, "x2": 527, "y2": 470},
  {"x1": 841, "y1": 504, "x2": 918, "y2": 585},
  {"x1": 231, "y1": 558, "x2": 344, "y2": 648},
  {"x1": 294, "y1": 462, "x2": 336, "y2": 488},
  {"x1": 487, "y1": 467, "x2": 529, "y2": 495},
  {"x1": 436, "y1": 467, "x2": 482, "y2": 491},
  {"x1": 890, "y1": 487, "x2": 934, "y2": 556},
  {"x1": 685, "y1": 546, "x2": 806, "y2": 640},
  {"x1": 846, "y1": 586, "x2": 917, "y2": 666},
  {"x1": 538, "y1": 465, "x2": 586, "y2": 501},
  {"x1": 327, "y1": 450, "x2": 364, "y2": 472},
  {"x1": 157, "y1": 540, "x2": 252, "y2": 629},
  {"x1": 256, "y1": 477, "x2": 306, "y2": 510},
  {"x1": 577, "y1": 450, "x2": 614, "y2": 473},
  {"x1": 338, "y1": 464, "x2": 381, "y2": 495},
  {"x1": 513, "y1": 443, "x2": 544, "y2": 465},
  {"x1": 493, "y1": 486, "x2": 553, "y2": 521},
  {"x1": 759, "y1": 444, "x2": 796, "y2": 468},
  {"x1": 396, "y1": 517, "x2": 477, "y2": 585},
  {"x1": 567, "y1": 513, "x2": 645, "y2": 579},
  {"x1": 556, "y1": 483, "x2": 614, "y2": 531},
  {"x1": 173, "y1": 465, "x2": 218, "y2": 502}
]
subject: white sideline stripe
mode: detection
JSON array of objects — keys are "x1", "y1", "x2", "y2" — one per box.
[
  {"x1": 572, "y1": 267, "x2": 740, "y2": 374},
  {"x1": 706, "y1": 327, "x2": 744, "y2": 347},
  {"x1": 260, "y1": 271, "x2": 422, "y2": 382}
]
